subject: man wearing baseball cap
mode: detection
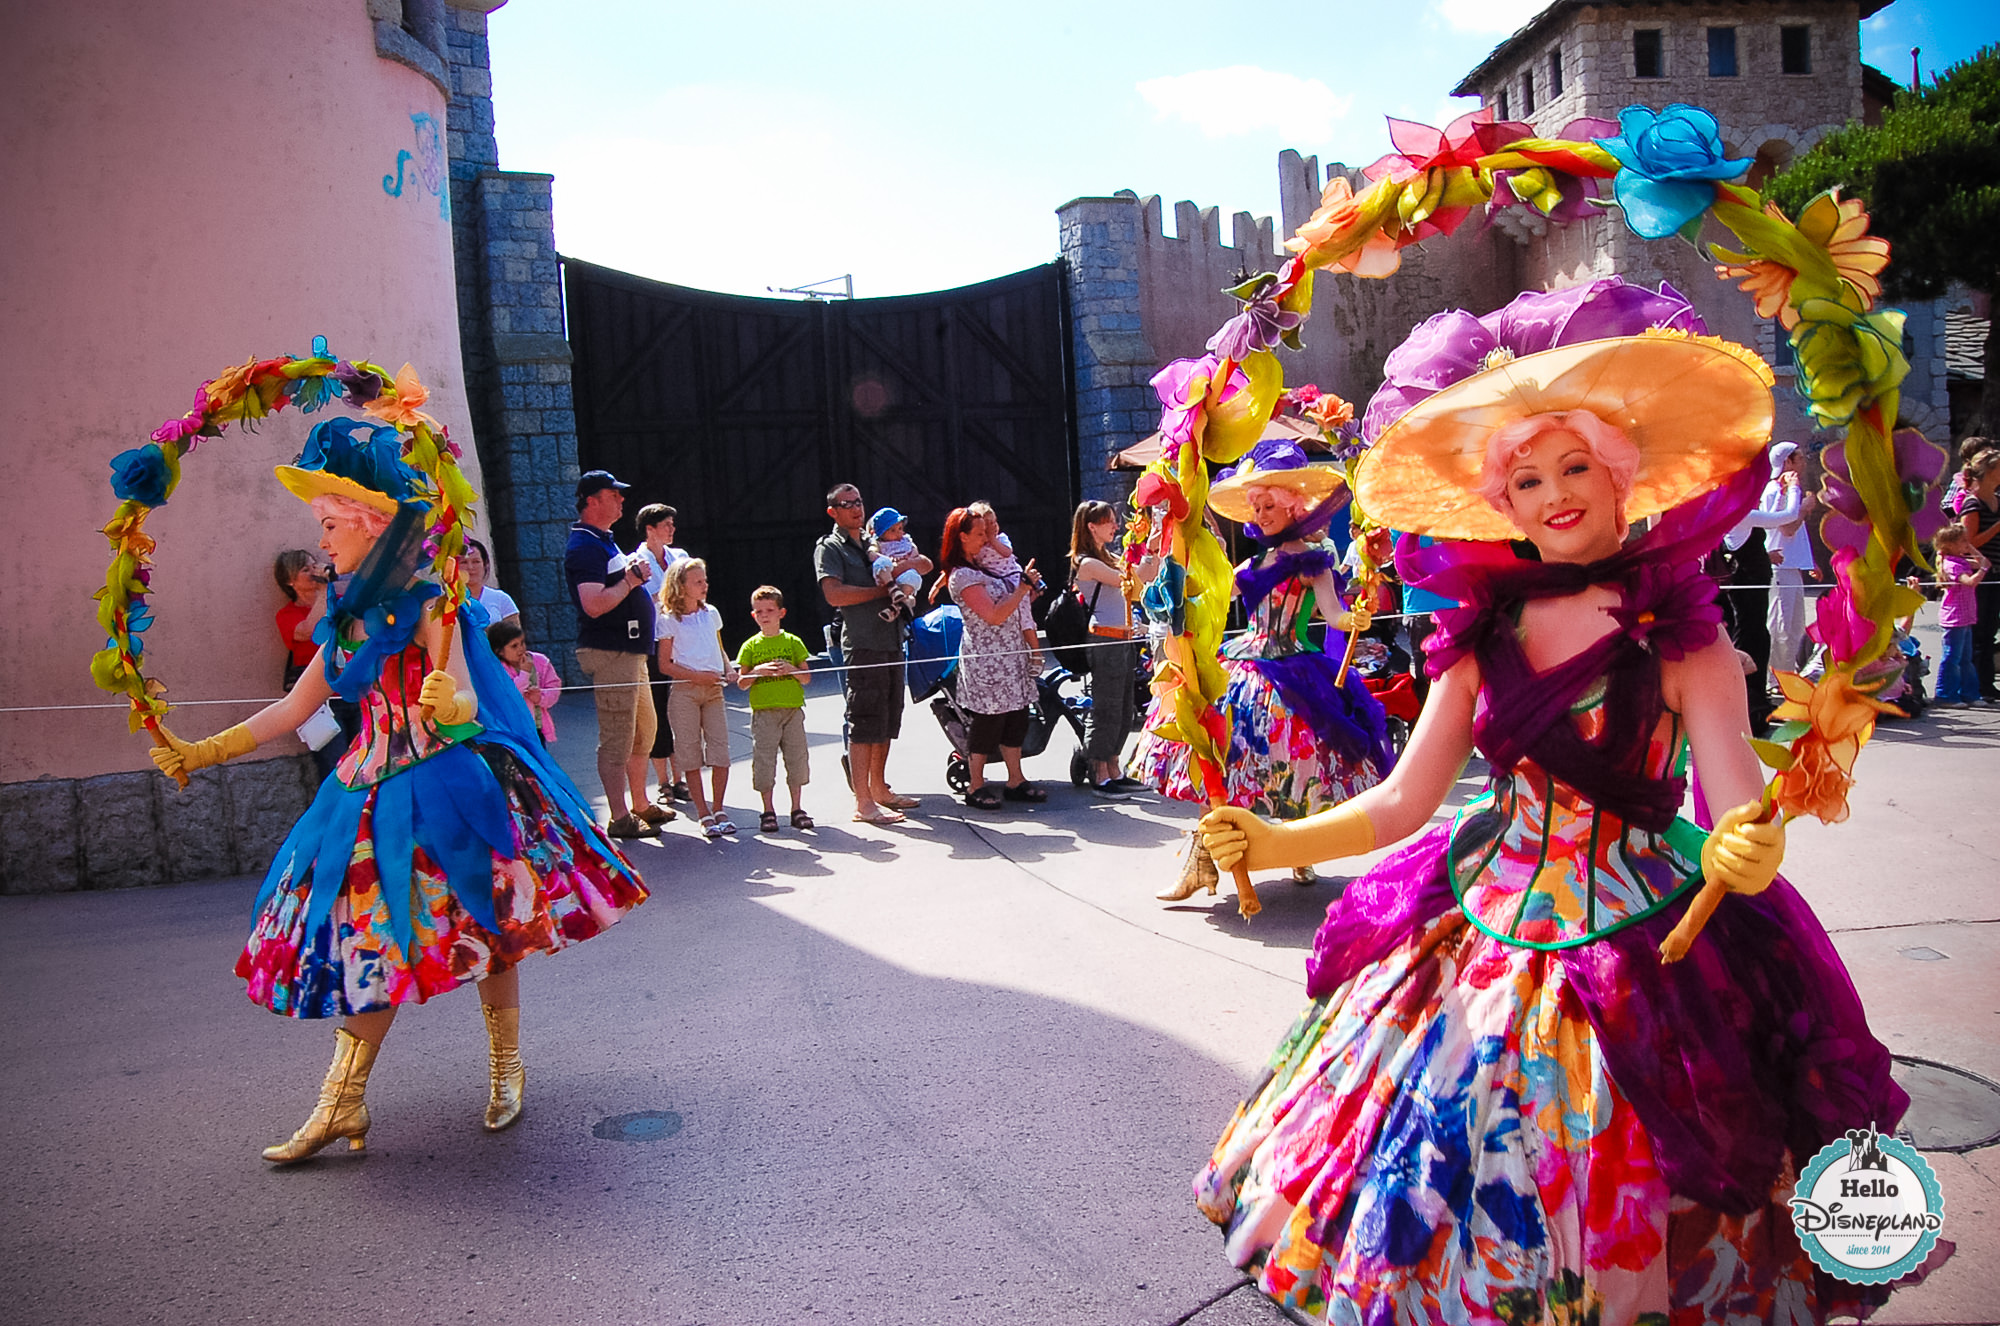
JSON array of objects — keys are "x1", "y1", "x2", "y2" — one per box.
[{"x1": 566, "y1": 470, "x2": 670, "y2": 838}]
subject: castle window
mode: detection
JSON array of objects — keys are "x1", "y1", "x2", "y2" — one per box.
[
  {"x1": 1708, "y1": 27, "x2": 1738, "y2": 76},
  {"x1": 1549, "y1": 47, "x2": 1564, "y2": 96},
  {"x1": 1499, "y1": 88, "x2": 1511, "y2": 120},
  {"x1": 1782, "y1": 25, "x2": 1812, "y2": 74},
  {"x1": 1522, "y1": 70, "x2": 1536, "y2": 114},
  {"x1": 1634, "y1": 29, "x2": 1664, "y2": 78}
]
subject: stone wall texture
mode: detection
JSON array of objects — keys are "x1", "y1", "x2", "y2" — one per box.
[
  {"x1": 443, "y1": 1, "x2": 586, "y2": 681},
  {"x1": 0, "y1": 756, "x2": 316, "y2": 895}
]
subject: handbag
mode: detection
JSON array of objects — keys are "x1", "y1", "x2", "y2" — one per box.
[{"x1": 1044, "y1": 578, "x2": 1102, "y2": 675}]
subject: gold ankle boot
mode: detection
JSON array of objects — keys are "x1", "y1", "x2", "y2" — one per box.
[
  {"x1": 262, "y1": 1027, "x2": 378, "y2": 1164},
  {"x1": 481, "y1": 1003, "x2": 525, "y2": 1132},
  {"x1": 1157, "y1": 833, "x2": 1221, "y2": 901}
]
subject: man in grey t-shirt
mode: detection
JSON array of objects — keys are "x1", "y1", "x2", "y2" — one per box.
[{"x1": 814, "y1": 482, "x2": 930, "y2": 823}]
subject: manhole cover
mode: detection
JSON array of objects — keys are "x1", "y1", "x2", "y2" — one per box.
[
  {"x1": 1890, "y1": 1056, "x2": 2000, "y2": 1152},
  {"x1": 592, "y1": 1110, "x2": 683, "y2": 1142}
]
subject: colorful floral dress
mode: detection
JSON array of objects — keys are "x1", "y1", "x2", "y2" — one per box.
[
  {"x1": 1130, "y1": 543, "x2": 1393, "y2": 815},
  {"x1": 1195, "y1": 479, "x2": 1908, "y2": 1324},
  {"x1": 238, "y1": 603, "x2": 646, "y2": 1017}
]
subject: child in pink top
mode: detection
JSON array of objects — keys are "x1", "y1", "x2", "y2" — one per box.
[
  {"x1": 1933, "y1": 524, "x2": 1989, "y2": 705},
  {"x1": 487, "y1": 619, "x2": 563, "y2": 743}
]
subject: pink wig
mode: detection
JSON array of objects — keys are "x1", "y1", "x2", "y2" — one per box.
[
  {"x1": 310, "y1": 494, "x2": 394, "y2": 539},
  {"x1": 1476, "y1": 410, "x2": 1640, "y2": 522}
]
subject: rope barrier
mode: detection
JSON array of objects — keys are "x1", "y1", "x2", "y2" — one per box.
[{"x1": 6, "y1": 578, "x2": 1957, "y2": 716}]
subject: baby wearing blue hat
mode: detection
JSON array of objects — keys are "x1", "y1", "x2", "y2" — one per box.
[{"x1": 868, "y1": 507, "x2": 924, "y2": 622}]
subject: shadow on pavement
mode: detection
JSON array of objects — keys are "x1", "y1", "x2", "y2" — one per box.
[{"x1": 0, "y1": 842, "x2": 1280, "y2": 1326}]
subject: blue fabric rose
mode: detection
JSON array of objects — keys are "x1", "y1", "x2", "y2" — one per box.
[
  {"x1": 109, "y1": 444, "x2": 171, "y2": 506},
  {"x1": 1595, "y1": 104, "x2": 1753, "y2": 240}
]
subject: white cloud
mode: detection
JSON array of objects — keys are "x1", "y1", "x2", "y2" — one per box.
[
  {"x1": 1134, "y1": 66, "x2": 1353, "y2": 142},
  {"x1": 1432, "y1": 0, "x2": 1550, "y2": 35}
]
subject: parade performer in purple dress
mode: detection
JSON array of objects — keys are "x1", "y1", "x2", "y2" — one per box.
[
  {"x1": 148, "y1": 420, "x2": 647, "y2": 1163},
  {"x1": 1194, "y1": 288, "x2": 1911, "y2": 1322},
  {"x1": 1135, "y1": 440, "x2": 1395, "y2": 901}
]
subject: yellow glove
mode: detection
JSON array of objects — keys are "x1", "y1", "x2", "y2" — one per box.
[
  {"x1": 1701, "y1": 800, "x2": 1785, "y2": 896},
  {"x1": 1200, "y1": 802, "x2": 1376, "y2": 873},
  {"x1": 419, "y1": 669, "x2": 477, "y2": 726},
  {"x1": 149, "y1": 722, "x2": 256, "y2": 780},
  {"x1": 1337, "y1": 604, "x2": 1373, "y2": 634}
]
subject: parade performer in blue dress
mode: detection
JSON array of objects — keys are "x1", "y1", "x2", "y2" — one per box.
[{"x1": 148, "y1": 419, "x2": 648, "y2": 1163}]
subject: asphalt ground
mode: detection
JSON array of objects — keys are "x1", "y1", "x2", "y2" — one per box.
[{"x1": 3, "y1": 619, "x2": 1996, "y2": 1325}]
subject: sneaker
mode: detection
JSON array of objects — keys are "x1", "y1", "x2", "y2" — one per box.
[
  {"x1": 607, "y1": 814, "x2": 661, "y2": 839},
  {"x1": 1110, "y1": 776, "x2": 1149, "y2": 793},
  {"x1": 634, "y1": 803, "x2": 676, "y2": 826}
]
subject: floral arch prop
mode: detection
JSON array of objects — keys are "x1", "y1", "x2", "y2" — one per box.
[
  {"x1": 1137, "y1": 102, "x2": 1943, "y2": 928},
  {"x1": 93, "y1": 338, "x2": 478, "y2": 783}
]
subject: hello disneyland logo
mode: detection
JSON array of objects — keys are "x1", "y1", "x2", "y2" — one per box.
[{"x1": 1790, "y1": 1125, "x2": 1945, "y2": 1283}]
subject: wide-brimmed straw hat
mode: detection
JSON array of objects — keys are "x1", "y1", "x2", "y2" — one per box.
[
  {"x1": 1208, "y1": 439, "x2": 1347, "y2": 525},
  {"x1": 1353, "y1": 330, "x2": 1774, "y2": 541},
  {"x1": 275, "y1": 417, "x2": 424, "y2": 516}
]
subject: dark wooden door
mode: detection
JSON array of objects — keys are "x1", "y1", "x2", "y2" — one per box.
[{"x1": 565, "y1": 259, "x2": 1076, "y2": 652}]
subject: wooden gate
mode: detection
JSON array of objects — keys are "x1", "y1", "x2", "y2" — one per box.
[{"x1": 564, "y1": 259, "x2": 1076, "y2": 648}]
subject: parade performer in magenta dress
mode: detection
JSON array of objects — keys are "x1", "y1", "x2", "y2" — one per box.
[
  {"x1": 148, "y1": 419, "x2": 647, "y2": 1164},
  {"x1": 1194, "y1": 293, "x2": 1911, "y2": 1323},
  {"x1": 1134, "y1": 438, "x2": 1395, "y2": 901}
]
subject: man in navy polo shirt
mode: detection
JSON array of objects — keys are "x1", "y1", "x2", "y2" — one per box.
[{"x1": 566, "y1": 470, "x2": 670, "y2": 839}]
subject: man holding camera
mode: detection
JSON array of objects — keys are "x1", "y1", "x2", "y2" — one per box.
[{"x1": 567, "y1": 469, "x2": 671, "y2": 838}]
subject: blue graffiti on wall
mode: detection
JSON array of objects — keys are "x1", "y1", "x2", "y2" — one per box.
[{"x1": 382, "y1": 112, "x2": 449, "y2": 219}]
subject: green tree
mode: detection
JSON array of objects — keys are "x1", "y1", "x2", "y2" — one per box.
[{"x1": 1770, "y1": 45, "x2": 2000, "y2": 435}]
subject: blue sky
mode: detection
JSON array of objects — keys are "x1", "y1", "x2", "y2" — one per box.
[{"x1": 488, "y1": 1, "x2": 1997, "y2": 298}]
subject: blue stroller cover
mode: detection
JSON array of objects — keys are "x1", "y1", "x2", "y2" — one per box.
[{"x1": 907, "y1": 605, "x2": 962, "y2": 702}]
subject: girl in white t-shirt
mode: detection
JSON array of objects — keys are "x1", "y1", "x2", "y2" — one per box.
[{"x1": 656, "y1": 558, "x2": 739, "y2": 837}]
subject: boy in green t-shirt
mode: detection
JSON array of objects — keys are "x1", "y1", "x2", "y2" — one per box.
[{"x1": 735, "y1": 586, "x2": 814, "y2": 831}]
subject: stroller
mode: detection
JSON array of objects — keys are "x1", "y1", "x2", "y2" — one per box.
[
  {"x1": 1796, "y1": 622, "x2": 1930, "y2": 719},
  {"x1": 908, "y1": 605, "x2": 1092, "y2": 793},
  {"x1": 1345, "y1": 632, "x2": 1422, "y2": 757}
]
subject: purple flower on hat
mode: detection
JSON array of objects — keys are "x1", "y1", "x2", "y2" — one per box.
[
  {"x1": 1359, "y1": 279, "x2": 1708, "y2": 444},
  {"x1": 1215, "y1": 438, "x2": 1312, "y2": 485},
  {"x1": 1595, "y1": 104, "x2": 1753, "y2": 240}
]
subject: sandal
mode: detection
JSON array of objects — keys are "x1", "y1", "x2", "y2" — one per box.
[
  {"x1": 1002, "y1": 781, "x2": 1047, "y2": 803},
  {"x1": 790, "y1": 809, "x2": 815, "y2": 830},
  {"x1": 700, "y1": 815, "x2": 729, "y2": 840},
  {"x1": 607, "y1": 813, "x2": 661, "y2": 839},
  {"x1": 759, "y1": 811, "x2": 780, "y2": 834},
  {"x1": 964, "y1": 786, "x2": 1003, "y2": 810}
]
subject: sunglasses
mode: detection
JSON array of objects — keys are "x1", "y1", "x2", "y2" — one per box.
[{"x1": 830, "y1": 499, "x2": 864, "y2": 510}]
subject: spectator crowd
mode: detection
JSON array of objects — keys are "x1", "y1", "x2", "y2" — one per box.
[{"x1": 268, "y1": 433, "x2": 2000, "y2": 840}]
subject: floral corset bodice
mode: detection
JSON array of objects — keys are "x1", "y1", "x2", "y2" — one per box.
[
  {"x1": 1445, "y1": 677, "x2": 1704, "y2": 949},
  {"x1": 334, "y1": 637, "x2": 482, "y2": 789},
  {"x1": 1223, "y1": 571, "x2": 1326, "y2": 664}
]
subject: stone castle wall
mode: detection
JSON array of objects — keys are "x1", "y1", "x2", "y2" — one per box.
[{"x1": 1062, "y1": 154, "x2": 1509, "y2": 496}]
